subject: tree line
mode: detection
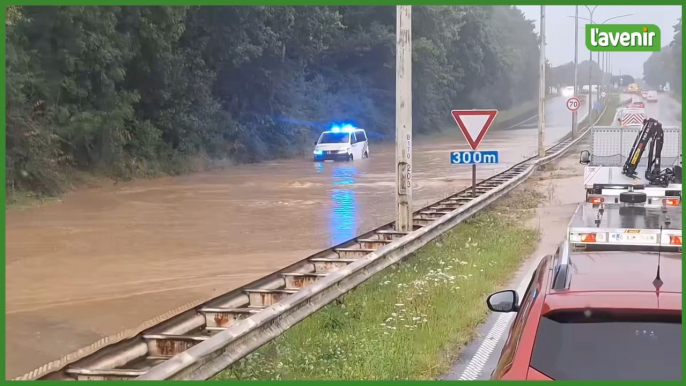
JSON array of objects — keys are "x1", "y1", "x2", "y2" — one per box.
[
  {"x1": 6, "y1": 6, "x2": 542, "y2": 198},
  {"x1": 547, "y1": 60, "x2": 607, "y2": 89},
  {"x1": 643, "y1": 18, "x2": 682, "y2": 94}
]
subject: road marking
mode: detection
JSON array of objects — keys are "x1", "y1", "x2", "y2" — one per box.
[
  {"x1": 456, "y1": 254, "x2": 544, "y2": 380},
  {"x1": 458, "y1": 313, "x2": 515, "y2": 380}
]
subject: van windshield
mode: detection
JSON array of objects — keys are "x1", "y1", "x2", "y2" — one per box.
[
  {"x1": 319, "y1": 132, "x2": 350, "y2": 144},
  {"x1": 530, "y1": 310, "x2": 681, "y2": 380}
]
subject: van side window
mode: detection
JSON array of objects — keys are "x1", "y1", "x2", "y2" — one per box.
[{"x1": 357, "y1": 130, "x2": 367, "y2": 141}]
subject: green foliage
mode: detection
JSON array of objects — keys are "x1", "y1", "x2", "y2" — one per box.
[
  {"x1": 643, "y1": 18, "x2": 681, "y2": 94},
  {"x1": 6, "y1": 6, "x2": 542, "y2": 199},
  {"x1": 548, "y1": 60, "x2": 606, "y2": 88}
]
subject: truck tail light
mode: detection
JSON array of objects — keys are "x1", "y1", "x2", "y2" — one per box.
[
  {"x1": 581, "y1": 234, "x2": 597, "y2": 243},
  {"x1": 588, "y1": 197, "x2": 604, "y2": 204}
]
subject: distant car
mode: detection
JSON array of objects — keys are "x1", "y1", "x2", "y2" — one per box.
[
  {"x1": 641, "y1": 91, "x2": 649, "y2": 99},
  {"x1": 486, "y1": 244, "x2": 681, "y2": 380},
  {"x1": 313, "y1": 126, "x2": 369, "y2": 162},
  {"x1": 631, "y1": 101, "x2": 645, "y2": 109},
  {"x1": 646, "y1": 90, "x2": 658, "y2": 102},
  {"x1": 561, "y1": 86, "x2": 575, "y2": 97}
]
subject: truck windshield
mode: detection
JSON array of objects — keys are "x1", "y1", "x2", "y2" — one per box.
[
  {"x1": 530, "y1": 310, "x2": 681, "y2": 380},
  {"x1": 318, "y1": 132, "x2": 350, "y2": 144}
]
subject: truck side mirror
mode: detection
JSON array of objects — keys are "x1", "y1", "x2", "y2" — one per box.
[{"x1": 580, "y1": 150, "x2": 591, "y2": 165}]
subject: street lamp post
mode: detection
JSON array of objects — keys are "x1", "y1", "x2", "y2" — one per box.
[
  {"x1": 583, "y1": 6, "x2": 597, "y2": 119},
  {"x1": 570, "y1": 11, "x2": 634, "y2": 117}
]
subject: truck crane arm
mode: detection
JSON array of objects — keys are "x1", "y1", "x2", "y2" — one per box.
[{"x1": 622, "y1": 118, "x2": 681, "y2": 186}]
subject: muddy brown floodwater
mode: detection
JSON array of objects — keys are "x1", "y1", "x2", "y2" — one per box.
[{"x1": 6, "y1": 94, "x2": 664, "y2": 379}]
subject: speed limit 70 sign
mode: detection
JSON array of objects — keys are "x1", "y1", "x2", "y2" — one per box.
[{"x1": 566, "y1": 97, "x2": 581, "y2": 112}]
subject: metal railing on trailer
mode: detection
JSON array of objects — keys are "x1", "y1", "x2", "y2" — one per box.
[{"x1": 581, "y1": 124, "x2": 682, "y2": 206}]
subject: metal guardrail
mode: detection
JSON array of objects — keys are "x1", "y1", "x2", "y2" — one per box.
[
  {"x1": 135, "y1": 98, "x2": 625, "y2": 380},
  {"x1": 30, "y1": 96, "x2": 629, "y2": 381}
]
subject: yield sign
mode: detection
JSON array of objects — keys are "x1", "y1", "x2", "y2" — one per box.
[{"x1": 450, "y1": 109, "x2": 499, "y2": 150}]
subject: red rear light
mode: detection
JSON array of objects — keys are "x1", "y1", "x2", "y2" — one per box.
[
  {"x1": 663, "y1": 198, "x2": 681, "y2": 206},
  {"x1": 588, "y1": 197, "x2": 604, "y2": 204},
  {"x1": 582, "y1": 234, "x2": 597, "y2": 242},
  {"x1": 670, "y1": 236, "x2": 682, "y2": 245}
]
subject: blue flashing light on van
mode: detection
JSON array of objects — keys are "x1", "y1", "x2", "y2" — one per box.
[{"x1": 330, "y1": 123, "x2": 357, "y2": 133}]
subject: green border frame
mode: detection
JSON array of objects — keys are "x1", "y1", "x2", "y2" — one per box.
[{"x1": 2, "y1": 0, "x2": 684, "y2": 383}]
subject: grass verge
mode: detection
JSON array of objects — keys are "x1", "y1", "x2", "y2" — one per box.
[
  {"x1": 216, "y1": 188, "x2": 544, "y2": 381},
  {"x1": 598, "y1": 95, "x2": 620, "y2": 126}
]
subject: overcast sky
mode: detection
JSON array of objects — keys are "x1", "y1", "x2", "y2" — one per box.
[{"x1": 516, "y1": 5, "x2": 682, "y2": 78}]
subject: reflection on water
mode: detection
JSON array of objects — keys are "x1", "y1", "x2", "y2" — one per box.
[
  {"x1": 330, "y1": 165, "x2": 358, "y2": 245},
  {"x1": 314, "y1": 162, "x2": 324, "y2": 173}
]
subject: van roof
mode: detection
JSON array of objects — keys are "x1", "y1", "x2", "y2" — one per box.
[{"x1": 322, "y1": 128, "x2": 365, "y2": 133}]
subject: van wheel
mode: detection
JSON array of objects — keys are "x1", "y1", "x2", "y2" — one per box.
[
  {"x1": 348, "y1": 154, "x2": 354, "y2": 162},
  {"x1": 363, "y1": 150, "x2": 369, "y2": 158}
]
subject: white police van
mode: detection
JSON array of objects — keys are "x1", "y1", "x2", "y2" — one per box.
[{"x1": 313, "y1": 125, "x2": 369, "y2": 162}]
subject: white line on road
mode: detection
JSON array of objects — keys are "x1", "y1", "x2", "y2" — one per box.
[
  {"x1": 458, "y1": 313, "x2": 515, "y2": 380},
  {"x1": 456, "y1": 253, "x2": 544, "y2": 380}
]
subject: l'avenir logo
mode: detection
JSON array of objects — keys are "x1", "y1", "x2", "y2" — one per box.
[{"x1": 586, "y1": 24, "x2": 661, "y2": 52}]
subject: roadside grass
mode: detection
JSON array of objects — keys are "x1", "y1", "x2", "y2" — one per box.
[
  {"x1": 216, "y1": 187, "x2": 543, "y2": 381},
  {"x1": 597, "y1": 96, "x2": 620, "y2": 126},
  {"x1": 5, "y1": 191, "x2": 62, "y2": 211}
]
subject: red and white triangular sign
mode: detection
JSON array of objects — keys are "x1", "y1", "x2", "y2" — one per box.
[{"x1": 450, "y1": 109, "x2": 498, "y2": 150}]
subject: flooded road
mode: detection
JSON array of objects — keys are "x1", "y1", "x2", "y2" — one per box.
[{"x1": 5, "y1": 95, "x2": 655, "y2": 378}]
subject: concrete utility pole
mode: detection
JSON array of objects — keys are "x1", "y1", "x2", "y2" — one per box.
[
  {"x1": 572, "y1": 5, "x2": 579, "y2": 139},
  {"x1": 538, "y1": 5, "x2": 546, "y2": 159},
  {"x1": 395, "y1": 5, "x2": 412, "y2": 232}
]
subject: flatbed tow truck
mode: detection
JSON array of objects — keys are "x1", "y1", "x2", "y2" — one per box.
[{"x1": 580, "y1": 118, "x2": 682, "y2": 207}]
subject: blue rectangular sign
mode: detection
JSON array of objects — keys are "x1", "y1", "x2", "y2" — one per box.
[{"x1": 450, "y1": 150, "x2": 499, "y2": 165}]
